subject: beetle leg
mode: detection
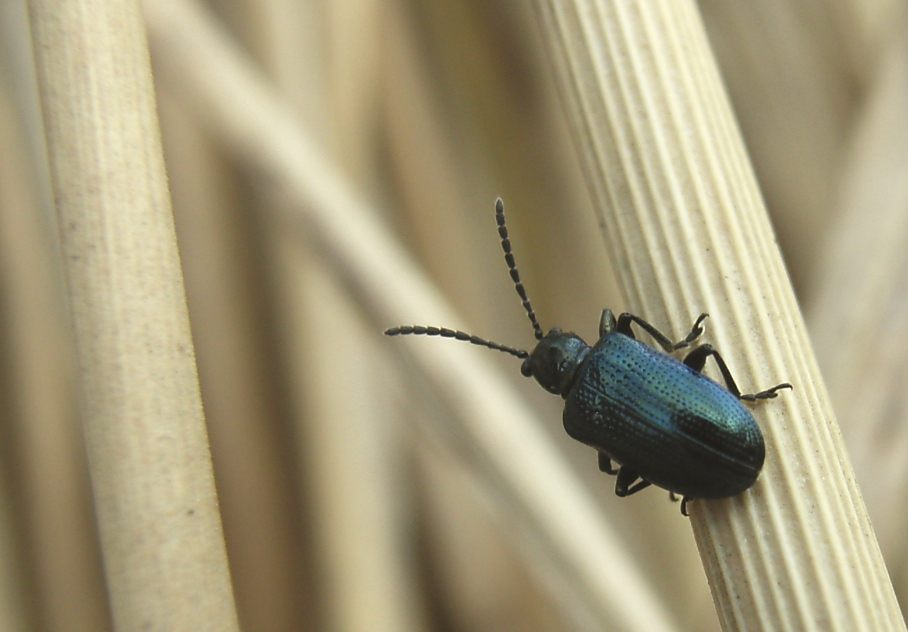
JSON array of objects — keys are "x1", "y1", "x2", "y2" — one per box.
[
  {"x1": 614, "y1": 467, "x2": 651, "y2": 497},
  {"x1": 598, "y1": 452, "x2": 618, "y2": 474},
  {"x1": 599, "y1": 309, "x2": 617, "y2": 337},
  {"x1": 683, "y1": 344, "x2": 793, "y2": 400},
  {"x1": 739, "y1": 383, "x2": 793, "y2": 401},
  {"x1": 667, "y1": 492, "x2": 694, "y2": 516},
  {"x1": 616, "y1": 313, "x2": 708, "y2": 352},
  {"x1": 682, "y1": 344, "x2": 738, "y2": 389},
  {"x1": 680, "y1": 497, "x2": 693, "y2": 516},
  {"x1": 676, "y1": 313, "x2": 709, "y2": 350}
]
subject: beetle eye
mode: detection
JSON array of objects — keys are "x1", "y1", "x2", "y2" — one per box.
[
  {"x1": 548, "y1": 327, "x2": 563, "y2": 335},
  {"x1": 520, "y1": 358, "x2": 533, "y2": 377}
]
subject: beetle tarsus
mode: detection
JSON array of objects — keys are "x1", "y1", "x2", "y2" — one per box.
[
  {"x1": 739, "y1": 382, "x2": 793, "y2": 401},
  {"x1": 668, "y1": 492, "x2": 693, "y2": 516},
  {"x1": 673, "y1": 313, "x2": 709, "y2": 350},
  {"x1": 680, "y1": 497, "x2": 692, "y2": 516}
]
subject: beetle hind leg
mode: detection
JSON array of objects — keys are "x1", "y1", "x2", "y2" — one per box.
[
  {"x1": 614, "y1": 466, "x2": 651, "y2": 497},
  {"x1": 668, "y1": 492, "x2": 693, "y2": 516},
  {"x1": 739, "y1": 382, "x2": 793, "y2": 401},
  {"x1": 680, "y1": 497, "x2": 693, "y2": 516},
  {"x1": 668, "y1": 491, "x2": 693, "y2": 517},
  {"x1": 682, "y1": 344, "x2": 792, "y2": 401}
]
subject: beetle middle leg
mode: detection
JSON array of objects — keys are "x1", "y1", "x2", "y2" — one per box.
[
  {"x1": 614, "y1": 466, "x2": 651, "y2": 497},
  {"x1": 598, "y1": 452, "x2": 618, "y2": 474},
  {"x1": 612, "y1": 312, "x2": 709, "y2": 352},
  {"x1": 682, "y1": 344, "x2": 792, "y2": 400}
]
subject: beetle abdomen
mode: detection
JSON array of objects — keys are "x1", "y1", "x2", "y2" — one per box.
[{"x1": 563, "y1": 334, "x2": 764, "y2": 498}]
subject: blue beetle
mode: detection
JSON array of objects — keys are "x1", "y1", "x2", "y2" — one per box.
[{"x1": 386, "y1": 199, "x2": 791, "y2": 514}]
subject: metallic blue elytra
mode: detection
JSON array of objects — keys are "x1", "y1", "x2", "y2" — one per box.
[{"x1": 386, "y1": 199, "x2": 791, "y2": 514}]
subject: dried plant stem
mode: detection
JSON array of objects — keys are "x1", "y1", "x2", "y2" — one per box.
[
  {"x1": 27, "y1": 0, "x2": 239, "y2": 629},
  {"x1": 531, "y1": 1, "x2": 904, "y2": 631}
]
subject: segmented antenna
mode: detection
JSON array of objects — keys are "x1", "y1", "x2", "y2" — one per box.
[
  {"x1": 383, "y1": 199, "x2": 543, "y2": 360},
  {"x1": 384, "y1": 326, "x2": 528, "y2": 359},
  {"x1": 496, "y1": 198, "x2": 544, "y2": 340}
]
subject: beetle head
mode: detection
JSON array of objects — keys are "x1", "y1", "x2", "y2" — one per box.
[{"x1": 521, "y1": 329, "x2": 590, "y2": 397}]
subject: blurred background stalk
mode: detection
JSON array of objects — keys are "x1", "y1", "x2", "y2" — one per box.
[{"x1": 22, "y1": 0, "x2": 240, "y2": 630}]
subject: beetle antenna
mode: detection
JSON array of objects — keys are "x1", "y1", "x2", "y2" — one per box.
[
  {"x1": 496, "y1": 198, "x2": 544, "y2": 340},
  {"x1": 384, "y1": 325, "x2": 528, "y2": 359}
]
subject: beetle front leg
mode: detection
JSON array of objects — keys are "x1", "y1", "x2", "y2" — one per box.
[
  {"x1": 614, "y1": 467, "x2": 651, "y2": 497},
  {"x1": 614, "y1": 312, "x2": 709, "y2": 352},
  {"x1": 682, "y1": 344, "x2": 792, "y2": 400}
]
